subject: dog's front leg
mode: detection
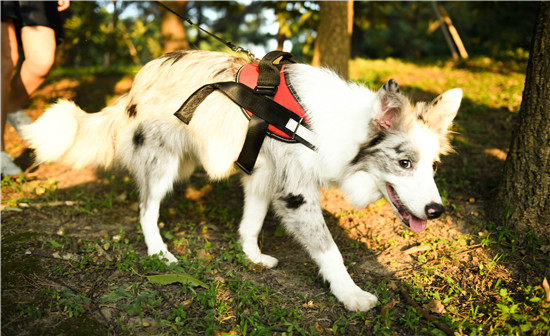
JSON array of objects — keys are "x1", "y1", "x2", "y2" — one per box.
[
  {"x1": 273, "y1": 188, "x2": 378, "y2": 312},
  {"x1": 239, "y1": 165, "x2": 279, "y2": 268}
]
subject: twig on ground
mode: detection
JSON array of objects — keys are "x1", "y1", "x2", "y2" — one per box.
[
  {"x1": 18, "y1": 200, "x2": 82, "y2": 208},
  {"x1": 25, "y1": 248, "x2": 81, "y2": 262}
]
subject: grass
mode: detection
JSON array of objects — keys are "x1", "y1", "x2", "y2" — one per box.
[{"x1": 2, "y1": 56, "x2": 550, "y2": 335}]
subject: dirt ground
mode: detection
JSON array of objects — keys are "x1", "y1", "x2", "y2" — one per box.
[{"x1": 1, "y1": 70, "x2": 548, "y2": 335}]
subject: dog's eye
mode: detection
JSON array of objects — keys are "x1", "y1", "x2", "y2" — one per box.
[
  {"x1": 399, "y1": 160, "x2": 412, "y2": 169},
  {"x1": 432, "y1": 161, "x2": 439, "y2": 171}
]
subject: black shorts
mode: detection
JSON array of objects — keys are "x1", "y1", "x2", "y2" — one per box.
[{"x1": 1, "y1": 1, "x2": 65, "y2": 45}]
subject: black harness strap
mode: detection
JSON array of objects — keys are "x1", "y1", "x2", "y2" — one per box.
[
  {"x1": 175, "y1": 82, "x2": 314, "y2": 147},
  {"x1": 254, "y1": 51, "x2": 296, "y2": 95},
  {"x1": 235, "y1": 115, "x2": 269, "y2": 174},
  {"x1": 175, "y1": 85, "x2": 216, "y2": 124},
  {"x1": 174, "y1": 51, "x2": 312, "y2": 174}
]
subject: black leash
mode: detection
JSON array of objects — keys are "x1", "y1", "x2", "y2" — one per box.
[{"x1": 155, "y1": 1, "x2": 258, "y2": 63}]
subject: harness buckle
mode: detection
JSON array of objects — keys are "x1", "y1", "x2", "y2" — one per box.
[
  {"x1": 290, "y1": 117, "x2": 304, "y2": 139},
  {"x1": 254, "y1": 85, "x2": 278, "y2": 96}
]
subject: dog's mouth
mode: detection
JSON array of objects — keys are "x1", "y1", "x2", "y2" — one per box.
[{"x1": 386, "y1": 184, "x2": 427, "y2": 233}]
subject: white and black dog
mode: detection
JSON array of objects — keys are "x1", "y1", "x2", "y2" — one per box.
[{"x1": 22, "y1": 50, "x2": 461, "y2": 311}]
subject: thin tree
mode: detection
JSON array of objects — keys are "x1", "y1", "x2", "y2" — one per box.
[
  {"x1": 494, "y1": 1, "x2": 550, "y2": 239},
  {"x1": 160, "y1": 1, "x2": 189, "y2": 53},
  {"x1": 312, "y1": 1, "x2": 353, "y2": 80}
]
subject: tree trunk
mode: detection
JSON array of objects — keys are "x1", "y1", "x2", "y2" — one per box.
[
  {"x1": 104, "y1": 0, "x2": 121, "y2": 67},
  {"x1": 494, "y1": 1, "x2": 550, "y2": 239},
  {"x1": 160, "y1": 1, "x2": 189, "y2": 53},
  {"x1": 312, "y1": 1, "x2": 353, "y2": 80}
]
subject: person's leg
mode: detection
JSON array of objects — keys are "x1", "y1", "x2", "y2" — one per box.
[
  {"x1": 1, "y1": 19, "x2": 19, "y2": 151},
  {"x1": 6, "y1": 25, "x2": 56, "y2": 114},
  {"x1": 1, "y1": 19, "x2": 23, "y2": 176}
]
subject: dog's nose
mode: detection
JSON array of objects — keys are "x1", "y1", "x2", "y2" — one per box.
[{"x1": 425, "y1": 203, "x2": 445, "y2": 219}]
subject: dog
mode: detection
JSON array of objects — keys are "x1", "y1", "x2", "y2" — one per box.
[{"x1": 22, "y1": 50, "x2": 462, "y2": 311}]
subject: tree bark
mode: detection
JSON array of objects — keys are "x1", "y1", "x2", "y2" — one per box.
[
  {"x1": 160, "y1": 1, "x2": 189, "y2": 53},
  {"x1": 494, "y1": 1, "x2": 550, "y2": 239},
  {"x1": 312, "y1": 1, "x2": 353, "y2": 80}
]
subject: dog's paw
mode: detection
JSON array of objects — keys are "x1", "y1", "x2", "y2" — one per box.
[
  {"x1": 149, "y1": 249, "x2": 178, "y2": 265},
  {"x1": 160, "y1": 251, "x2": 178, "y2": 265},
  {"x1": 246, "y1": 252, "x2": 279, "y2": 268},
  {"x1": 333, "y1": 285, "x2": 378, "y2": 311}
]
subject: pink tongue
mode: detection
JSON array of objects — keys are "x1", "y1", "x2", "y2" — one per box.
[{"x1": 409, "y1": 215, "x2": 427, "y2": 233}]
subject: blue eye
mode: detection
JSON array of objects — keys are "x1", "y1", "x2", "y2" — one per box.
[{"x1": 399, "y1": 160, "x2": 412, "y2": 169}]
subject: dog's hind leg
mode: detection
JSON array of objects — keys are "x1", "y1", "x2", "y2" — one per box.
[
  {"x1": 239, "y1": 164, "x2": 279, "y2": 268},
  {"x1": 136, "y1": 157, "x2": 180, "y2": 264},
  {"x1": 129, "y1": 125, "x2": 182, "y2": 264},
  {"x1": 272, "y1": 171, "x2": 378, "y2": 311}
]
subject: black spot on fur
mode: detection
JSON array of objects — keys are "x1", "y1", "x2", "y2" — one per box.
[
  {"x1": 127, "y1": 104, "x2": 137, "y2": 118},
  {"x1": 282, "y1": 193, "x2": 305, "y2": 209},
  {"x1": 351, "y1": 132, "x2": 386, "y2": 165},
  {"x1": 383, "y1": 79, "x2": 400, "y2": 93},
  {"x1": 133, "y1": 126, "x2": 145, "y2": 148},
  {"x1": 393, "y1": 143, "x2": 405, "y2": 155},
  {"x1": 368, "y1": 132, "x2": 386, "y2": 148},
  {"x1": 161, "y1": 50, "x2": 189, "y2": 66}
]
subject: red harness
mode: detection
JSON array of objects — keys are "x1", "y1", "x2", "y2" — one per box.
[
  {"x1": 174, "y1": 51, "x2": 315, "y2": 174},
  {"x1": 236, "y1": 63, "x2": 309, "y2": 141}
]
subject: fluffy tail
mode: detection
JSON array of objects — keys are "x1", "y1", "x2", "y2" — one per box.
[{"x1": 21, "y1": 99, "x2": 126, "y2": 169}]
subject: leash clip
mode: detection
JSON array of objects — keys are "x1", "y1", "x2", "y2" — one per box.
[{"x1": 232, "y1": 46, "x2": 259, "y2": 64}]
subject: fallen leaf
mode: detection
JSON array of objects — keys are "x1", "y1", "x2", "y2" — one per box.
[
  {"x1": 380, "y1": 299, "x2": 397, "y2": 315},
  {"x1": 302, "y1": 300, "x2": 314, "y2": 308},
  {"x1": 146, "y1": 273, "x2": 208, "y2": 288},
  {"x1": 197, "y1": 249, "x2": 212, "y2": 260},
  {"x1": 403, "y1": 244, "x2": 431, "y2": 255},
  {"x1": 380, "y1": 299, "x2": 397, "y2": 327},
  {"x1": 425, "y1": 299, "x2": 447, "y2": 314}
]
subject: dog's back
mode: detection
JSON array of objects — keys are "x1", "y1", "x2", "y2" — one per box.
[{"x1": 22, "y1": 51, "x2": 250, "y2": 179}]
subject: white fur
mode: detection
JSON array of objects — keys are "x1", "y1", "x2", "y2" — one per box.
[
  {"x1": 312, "y1": 242, "x2": 378, "y2": 311},
  {"x1": 20, "y1": 100, "x2": 79, "y2": 164},
  {"x1": 22, "y1": 51, "x2": 461, "y2": 311}
]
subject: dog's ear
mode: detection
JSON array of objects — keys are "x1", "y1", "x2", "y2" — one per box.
[
  {"x1": 420, "y1": 88, "x2": 462, "y2": 136},
  {"x1": 374, "y1": 79, "x2": 407, "y2": 130}
]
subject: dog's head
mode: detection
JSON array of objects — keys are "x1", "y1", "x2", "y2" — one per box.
[{"x1": 341, "y1": 79, "x2": 462, "y2": 232}]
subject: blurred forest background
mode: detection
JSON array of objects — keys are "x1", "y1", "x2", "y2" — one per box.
[{"x1": 56, "y1": 1, "x2": 539, "y2": 69}]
